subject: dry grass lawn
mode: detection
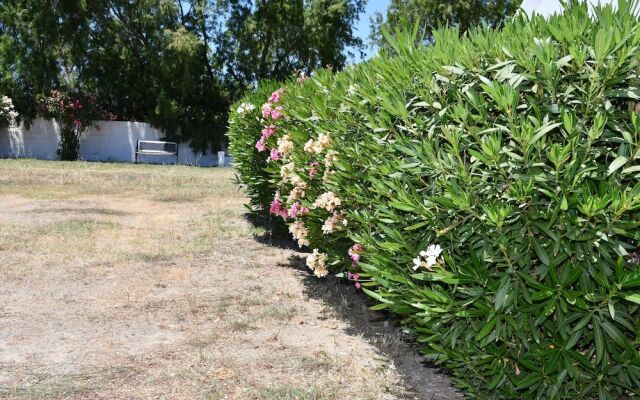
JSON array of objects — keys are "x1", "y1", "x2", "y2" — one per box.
[{"x1": 0, "y1": 159, "x2": 458, "y2": 400}]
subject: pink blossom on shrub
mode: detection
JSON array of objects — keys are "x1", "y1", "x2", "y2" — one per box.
[
  {"x1": 261, "y1": 104, "x2": 272, "y2": 119},
  {"x1": 347, "y1": 271, "x2": 361, "y2": 289},
  {"x1": 309, "y1": 161, "x2": 319, "y2": 178},
  {"x1": 269, "y1": 198, "x2": 288, "y2": 218},
  {"x1": 255, "y1": 138, "x2": 267, "y2": 152},
  {"x1": 348, "y1": 244, "x2": 363, "y2": 267},
  {"x1": 271, "y1": 106, "x2": 283, "y2": 120},
  {"x1": 262, "y1": 125, "x2": 277, "y2": 138},
  {"x1": 289, "y1": 202, "x2": 309, "y2": 218},
  {"x1": 268, "y1": 88, "x2": 284, "y2": 104},
  {"x1": 269, "y1": 148, "x2": 281, "y2": 161}
]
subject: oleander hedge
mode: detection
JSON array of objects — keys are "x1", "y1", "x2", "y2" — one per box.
[{"x1": 228, "y1": 2, "x2": 640, "y2": 398}]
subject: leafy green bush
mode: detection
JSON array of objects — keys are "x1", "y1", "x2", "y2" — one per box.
[
  {"x1": 229, "y1": 2, "x2": 640, "y2": 398},
  {"x1": 227, "y1": 81, "x2": 289, "y2": 232}
]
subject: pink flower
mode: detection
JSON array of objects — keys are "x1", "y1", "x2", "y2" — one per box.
[
  {"x1": 347, "y1": 271, "x2": 360, "y2": 280},
  {"x1": 73, "y1": 119, "x2": 81, "y2": 126},
  {"x1": 255, "y1": 138, "x2": 266, "y2": 152},
  {"x1": 271, "y1": 106, "x2": 283, "y2": 120},
  {"x1": 262, "y1": 125, "x2": 277, "y2": 138},
  {"x1": 262, "y1": 104, "x2": 273, "y2": 119},
  {"x1": 269, "y1": 148, "x2": 280, "y2": 161},
  {"x1": 355, "y1": 282, "x2": 362, "y2": 289},
  {"x1": 269, "y1": 88, "x2": 284, "y2": 104},
  {"x1": 269, "y1": 198, "x2": 288, "y2": 218},
  {"x1": 348, "y1": 244, "x2": 363, "y2": 256},
  {"x1": 289, "y1": 202, "x2": 309, "y2": 218},
  {"x1": 309, "y1": 161, "x2": 319, "y2": 178},
  {"x1": 349, "y1": 244, "x2": 363, "y2": 267},
  {"x1": 351, "y1": 254, "x2": 360, "y2": 267}
]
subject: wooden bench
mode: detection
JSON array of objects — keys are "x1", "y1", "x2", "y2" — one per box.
[{"x1": 135, "y1": 140, "x2": 179, "y2": 164}]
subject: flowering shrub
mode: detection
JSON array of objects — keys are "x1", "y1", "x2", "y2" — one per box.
[
  {"x1": 229, "y1": 2, "x2": 640, "y2": 398},
  {"x1": 227, "y1": 81, "x2": 289, "y2": 234},
  {"x1": 39, "y1": 90, "x2": 112, "y2": 161},
  {"x1": 0, "y1": 96, "x2": 19, "y2": 127}
]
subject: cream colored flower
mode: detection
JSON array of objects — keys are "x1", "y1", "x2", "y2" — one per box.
[
  {"x1": 317, "y1": 133, "x2": 330, "y2": 147},
  {"x1": 306, "y1": 249, "x2": 328, "y2": 277},
  {"x1": 280, "y1": 162, "x2": 295, "y2": 179},
  {"x1": 304, "y1": 134, "x2": 331, "y2": 154},
  {"x1": 321, "y1": 212, "x2": 347, "y2": 234},
  {"x1": 324, "y1": 150, "x2": 338, "y2": 168},
  {"x1": 288, "y1": 186, "x2": 305, "y2": 202},
  {"x1": 290, "y1": 174, "x2": 308, "y2": 189},
  {"x1": 277, "y1": 134, "x2": 294, "y2": 157},
  {"x1": 314, "y1": 191, "x2": 341, "y2": 212},
  {"x1": 289, "y1": 219, "x2": 310, "y2": 248}
]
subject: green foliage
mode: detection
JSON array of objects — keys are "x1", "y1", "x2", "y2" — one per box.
[
  {"x1": 0, "y1": 0, "x2": 366, "y2": 152},
  {"x1": 229, "y1": 2, "x2": 640, "y2": 398},
  {"x1": 370, "y1": 0, "x2": 521, "y2": 46}
]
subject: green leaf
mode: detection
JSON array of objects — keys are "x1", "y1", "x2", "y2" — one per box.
[
  {"x1": 494, "y1": 276, "x2": 512, "y2": 311},
  {"x1": 621, "y1": 293, "x2": 640, "y2": 304},
  {"x1": 594, "y1": 321, "x2": 604, "y2": 363},
  {"x1": 516, "y1": 373, "x2": 542, "y2": 390},
  {"x1": 601, "y1": 321, "x2": 627, "y2": 348},
  {"x1": 533, "y1": 238, "x2": 550, "y2": 266},
  {"x1": 608, "y1": 156, "x2": 628, "y2": 175}
]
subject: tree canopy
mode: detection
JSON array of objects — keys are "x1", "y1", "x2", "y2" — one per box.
[
  {"x1": 0, "y1": 0, "x2": 365, "y2": 152},
  {"x1": 370, "y1": 0, "x2": 522, "y2": 45}
]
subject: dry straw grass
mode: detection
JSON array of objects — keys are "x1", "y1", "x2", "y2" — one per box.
[{"x1": 0, "y1": 159, "x2": 426, "y2": 400}]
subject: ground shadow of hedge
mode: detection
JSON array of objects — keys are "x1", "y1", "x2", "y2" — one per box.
[
  {"x1": 280, "y1": 254, "x2": 463, "y2": 400},
  {"x1": 244, "y1": 211, "x2": 299, "y2": 250}
]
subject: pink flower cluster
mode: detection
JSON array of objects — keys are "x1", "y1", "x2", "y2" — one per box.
[
  {"x1": 289, "y1": 202, "x2": 309, "y2": 218},
  {"x1": 256, "y1": 124, "x2": 278, "y2": 153},
  {"x1": 347, "y1": 271, "x2": 361, "y2": 289},
  {"x1": 270, "y1": 198, "x2": 289, "y2": 219},
  {"x1": 262, "y1": 105, "x2": 284, "y2": 120},
  {"x1": 269, "y1": 148, "x2": 280, "y2": 161},
  {"x1": 269, "y1": 88, "x2": 284, "y2": 104},
  {"x1": 309, "y1": 162, "x2": 319, "y2": 178},
  {"x1": 348, "y1": 244, "x2": 363, "y2": 267},
  {"x1": 262, "y1": 88, "x2": 284, "y2": 119}
]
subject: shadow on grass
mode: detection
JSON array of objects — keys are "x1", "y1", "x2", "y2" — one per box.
[
  {"x1": 280, "y1": 254, "x2": 463, "y2": 400},
  {"x1": 244, "y1": 211, "x2": 301, "y2": 251}
]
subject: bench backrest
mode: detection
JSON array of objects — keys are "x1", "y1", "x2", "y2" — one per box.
[{"x1": 137, "y1": 140, "x2": 178, "y2": 154}]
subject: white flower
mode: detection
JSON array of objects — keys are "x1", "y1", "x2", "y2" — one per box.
[
  {"x1": 414, "y1": 244, "x2": 444, "y2": 270},
  {"x1": 347, "y1": 84, "x2": 358, "y2": 96},
  {"x1": 236, "y1": 102, "x2": 256, "y2": 115}
]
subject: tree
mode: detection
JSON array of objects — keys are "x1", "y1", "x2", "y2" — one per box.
[
  {"x1": 216, "y1": 0, "x2": 366, "y2": 97},
  {"x1": 370, "y1": 0, "x2": 522, "y2": 46},
  {"x1": 0, "y1": 0, "x2": 367, "y2": 153}
]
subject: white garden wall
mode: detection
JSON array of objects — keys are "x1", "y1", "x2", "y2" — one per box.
[{"x1": 0, "y1": 118, "x2": 225, "y2": 166}]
